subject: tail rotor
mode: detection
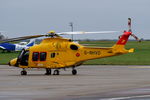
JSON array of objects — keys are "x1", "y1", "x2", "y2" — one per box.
[{"x1": 127, "y1": 18, "x2": 141, "y2": 42}]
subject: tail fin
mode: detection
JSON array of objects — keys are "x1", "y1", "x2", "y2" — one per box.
[
  {"x1": 26, "y1": 39, "x2": 35, "y2": 47},
  {"x1": 113, "y1": 31, "x2": 134, "y2": 53},
  {"x1": 113, "y1": 18, "x2": 135, "y2": 53},
  {"x1": 116, "y1": 31, "x2": 132, "y2": 45}
]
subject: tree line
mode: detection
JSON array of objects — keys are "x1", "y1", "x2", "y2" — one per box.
[{"x1": 0, "y1": 32, "x2": 5, "y2": 40}]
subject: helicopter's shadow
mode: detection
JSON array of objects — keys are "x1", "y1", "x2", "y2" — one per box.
[{"x1": 9, "y1": 74, "x2": 84, "y2": 77}]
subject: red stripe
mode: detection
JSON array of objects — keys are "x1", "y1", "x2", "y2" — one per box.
[{"x1": 117, "y1": 31, "x2": 132, "y2": 45}]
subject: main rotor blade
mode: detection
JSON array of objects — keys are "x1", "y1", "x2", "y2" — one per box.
[
  {"x1": 58, "y1": 31, "x2": 118, "y2": 35},
  {"x1": 0, "y1": 35, "x2": 45, "y2": 43}
]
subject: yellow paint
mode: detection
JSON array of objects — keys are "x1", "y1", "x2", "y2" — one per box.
[
  {"x1": 9, "y1": 37, "x2": 134, "y2": 69},
  {"x1": 121, "y1": 39, "x2": 126, "y2": 43},
  {"x1": 9, "y1": 58, "x2": 17, "y2": 66}
]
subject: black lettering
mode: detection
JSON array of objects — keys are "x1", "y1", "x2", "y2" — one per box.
[{"x1": 84, "y1": 51, "x2": 101, "y2": 55}]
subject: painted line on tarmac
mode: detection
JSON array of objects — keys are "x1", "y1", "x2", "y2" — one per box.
[
  {"x1": 100, "y1": 95, "x2": 150, "y2": 100},
  {"x1": 128, "y1": 66, "x2": 150, "y2": 69},
  {"x1": 0, "y1": 69, "x2": 19, "y2": 71}
]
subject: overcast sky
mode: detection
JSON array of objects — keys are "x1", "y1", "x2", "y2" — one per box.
[{"x1": 0, "y1": 0, "x2": 150, "y2": 39}]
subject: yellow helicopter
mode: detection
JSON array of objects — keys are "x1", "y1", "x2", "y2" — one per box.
[{"x1": 5, "y1": 18, "x2": 140, "y2": 75}]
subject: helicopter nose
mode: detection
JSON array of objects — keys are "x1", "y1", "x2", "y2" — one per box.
[{"x1": 9, "y1": 58, "x2": 18, "y2": 67}]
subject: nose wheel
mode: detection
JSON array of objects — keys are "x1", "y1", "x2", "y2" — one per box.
[
  {"x1": 21, "y1": 69, "x2": 27, "y2": 75},
  {"x1": 72, "y1": 69, "x2": 77, "y2": 75}
]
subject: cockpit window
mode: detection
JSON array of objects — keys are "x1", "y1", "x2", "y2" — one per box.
[
  {"x1": 40, "y1": 52, "x2": 47, "y2": 61},
  {"x1": 18, "y1": 49, "x2": 25, "y2": 60},
  {"x1": 32, "y1": 52, "x2": 39, "y2": 61},
  {"x1": 19, "y1": 50, "x2": 29, "y2": 66}
]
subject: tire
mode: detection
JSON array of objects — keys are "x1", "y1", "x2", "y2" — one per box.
[
  {"x1": 21, "y1": 70, "x2": 27, "y2": 75},
  {"x1": 72, "y1": 69, "x2": 77, "y2": 75},
  {"x1": 53, "y1": 70, "x2": 59, "y2": 75},
  {"x1": 45, "y1": 68, "x2": 51, "y2": 75}
]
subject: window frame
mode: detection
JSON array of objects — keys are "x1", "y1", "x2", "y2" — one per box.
[
  {"x1": 39, "y1": 52, "x2": 47, "y2": 61},
  {"x1": 32, "y1": 52, "x2": 39, "y2": 61},
  {"x1": 32, "y1": 52, "x2": 47, "y2": 61}
]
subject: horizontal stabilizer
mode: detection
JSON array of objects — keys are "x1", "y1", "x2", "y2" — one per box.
[{"x1": 128, "y1": 48, "x2": 134, "y2": 53}]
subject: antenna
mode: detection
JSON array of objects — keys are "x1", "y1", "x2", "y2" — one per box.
[{"x1": 69, "y1": 22, "x2": 74, "y2": 40}]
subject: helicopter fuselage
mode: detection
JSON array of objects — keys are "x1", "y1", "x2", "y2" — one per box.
[{"x1": 10, "y1": 36, "x2": 133, "y2": 70}]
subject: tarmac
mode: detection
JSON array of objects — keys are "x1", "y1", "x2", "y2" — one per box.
[{"x1": 1, "y1": 65, "x2": 150, "y2": 100}]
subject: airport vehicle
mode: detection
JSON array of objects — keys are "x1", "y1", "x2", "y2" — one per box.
[
  {"x1": 0, "y1": 39, "x2": 35, "y2": 52},
  {"x1": 7, "y1": 18, "x2": 140, "y2": 75}
]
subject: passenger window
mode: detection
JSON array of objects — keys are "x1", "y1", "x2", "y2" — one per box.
[
  {"x1": 32, "y1": 52, "x2": 39, "y2": 61},
  {"x1": 51, "y1": 53, "x2": 55, "y2": 58},
  {"x1": 40, "y1": 52, "x2": 47, "y2": 61},
  {"x1": 70, "y1": 44, "x2": 78, "y2": 50}
]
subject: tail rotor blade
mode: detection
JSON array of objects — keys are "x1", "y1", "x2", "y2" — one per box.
[
  {"x1": 131, "y1": 33, "x2": 141, "y2": 42},
  {"x1": 128, "y1": 18, "x2": 132, "y2": 32}
]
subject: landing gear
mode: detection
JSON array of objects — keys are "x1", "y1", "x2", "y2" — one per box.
[
  {"x1": 45, "y1": 68, "x2": 51, "y2": 75},
  {"x1": 19, "y1": 68, "x2": 77, "y2": 75},
  {"x1": 53, "y1": 69, "x2": 59, "y2": 75},
  {"x1": 72, "y1": 69, "x2": 77, "y2": 75},
  {"x1": 21, "y1": 69, "x2": 27, "y2": 75}
]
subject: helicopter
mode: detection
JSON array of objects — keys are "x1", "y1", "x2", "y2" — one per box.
[
  {"x1": 5, "y1": 18, "x2": 140, "y2": 75},
  {"x1": 0, "y1": 39, "x2": 35, "y2": 52}
]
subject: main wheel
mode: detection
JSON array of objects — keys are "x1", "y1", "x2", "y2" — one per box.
[
  {"x1": 53, "y1": 70, "x2": 59, "y2": 75},
  {"x1": 72, "y1": 69, "x2": 77, "y2": 75},
  {"x1": 45, "y1": 68, "x2": 51, "y2": 75},
  {"x1": 21, "y1": 70, "x2": 27, "y2": 75}
]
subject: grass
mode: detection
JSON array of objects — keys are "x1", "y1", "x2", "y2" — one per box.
[
  {"x1": 0, "y1": 40, "x2": 150, "y2": 65},
  {"x1": 0, "y1": 52, "x2": 19, "y2": 65}
]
